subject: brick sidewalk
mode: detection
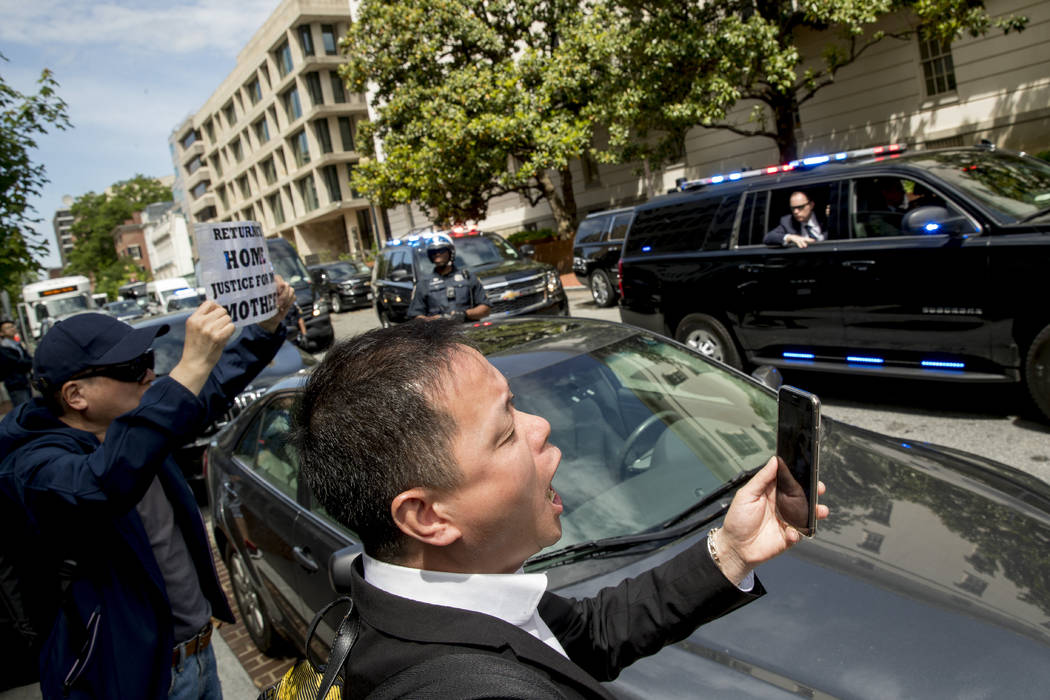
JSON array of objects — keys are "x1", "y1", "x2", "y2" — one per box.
[{"x1": 208, "y1": 533, "x2": 296, "y2": 690}]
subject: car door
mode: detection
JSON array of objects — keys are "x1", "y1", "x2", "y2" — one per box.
[
  {"x1": 219, "y1": 394, "x2": 308, "y2": 634},
  {"x1": 729, "y1": 183, "x2": 848, "y2": 361},
  {"x1": 839, "y1": 175, "x2": 990, "y2": 367},
  {"x1": 381, "y1": 248, "x2": 417, "y2": 322}
]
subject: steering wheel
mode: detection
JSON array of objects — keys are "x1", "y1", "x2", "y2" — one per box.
[{"x1": 616, "y1": 410, "x2": 680, "y2": 479}]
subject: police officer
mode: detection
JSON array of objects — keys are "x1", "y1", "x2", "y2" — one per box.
[{"x1": 406, "y1": 236, "x2": 491, "y2": 322}]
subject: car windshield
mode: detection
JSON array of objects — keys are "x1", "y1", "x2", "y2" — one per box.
[
  {"x1": 325, "y1": 261, "x2": 369, "y2": 277},
  {"x1": 474, "y1": 320, "x2": 777, "y2": 551},
  {"x1": 41, "y1": 294, "x2": 90, "y2": 318},
  {"x1": 918, "y1": 150, "x2": 1050, "y2": 223},
  {"x1": 105, "y1": 300, "x2": 139, "y2": 314},
  {"x1": 453, "y1": 233, "x2": 521, "y2": 268},
  {"x1": 269, "y1": 248, "x2": 310, "y2": 285}
]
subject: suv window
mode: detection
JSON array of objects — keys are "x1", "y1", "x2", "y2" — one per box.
[
  {"x1": 609, "y1": 213, "x2": 632, "y2": 241},
  {"x1": 575, "y1": 217, "x2": 608, "y2": 245},
  {"x1": 391, "y1": 249, "x2": 413, "y2": 276},
  {"x1": 625, "y1": 196, "x2": 722, "y2": 255}
]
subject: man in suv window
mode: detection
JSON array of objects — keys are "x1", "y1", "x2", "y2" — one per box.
[{"x1": 764, "y1": 191, "x2": 827, "y2": 248}]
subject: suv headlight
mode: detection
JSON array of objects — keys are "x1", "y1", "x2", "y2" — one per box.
[
  {"x1": 545, "y1": 270, "x2": 562, "y2": 294},
  {"x1": 314, "y1": 299, "x2": 329, "y2": 315}
]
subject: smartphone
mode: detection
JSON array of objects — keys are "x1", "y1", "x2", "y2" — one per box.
[{"x1": 775, "y1": 385, "x2": 821, "y2": 536}]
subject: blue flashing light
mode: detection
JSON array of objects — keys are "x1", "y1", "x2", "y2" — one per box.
[
  {"x1": 846, "y1": 355, "x2": 885, "y2": 364},
  {"x1": 728, "y1": 172, "x2": 742, "y2": 181},
  {"x1": 921, "y1": 360, "x2": 965, "y2": 369},
  {"x1": 782, "y1": 352, "x2": 815, "y2": 360},
  {"x1": 834, "y1": 152, "x2": 848, "y2": 160},
  {"x1": 901, "y1": 442, "x2": 912, "y2": 449},
  {"x1": 923, "y1": 222, "x2": 941, "y2": 232},
  {"x1": 711, "y1": 175, "x2": 725, "y2": 184},
  {"x1": 802, "y1": 155, "x2": 830, "y2": 166},
  {"x1": 389, "y1": 239, "x2": 403, "y2": 246},
  {"x1": 641, "y1": 245, "x2": 652, "y2": 252}
]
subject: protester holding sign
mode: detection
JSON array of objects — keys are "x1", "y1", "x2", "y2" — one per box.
[{"x1": 0, "y1": 277, "x2": 295, "y2": 699}]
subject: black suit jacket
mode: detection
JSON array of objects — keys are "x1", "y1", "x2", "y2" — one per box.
[
  {"x1": 764, "y1": 213, "x2": 827, "y2": 247},
  {"x1": 345, "y1": 539, "x2": 765, "y2": 698}
]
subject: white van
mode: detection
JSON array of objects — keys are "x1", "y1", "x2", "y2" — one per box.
[{"x1": 146, "y1": 278, "x2": 194, "y2": 313}]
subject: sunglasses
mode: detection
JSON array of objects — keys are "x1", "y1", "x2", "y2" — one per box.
[
  {"x1": 71, "y1": 350, "x2": 155, "y2": 384},
  {"x1": 790, "y1": 202, "x2": 813, "y2": 212}
]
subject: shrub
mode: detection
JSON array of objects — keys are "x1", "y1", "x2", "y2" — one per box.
[{"x1": 506, "y1": 228, "x2": 556, "y2": 246}]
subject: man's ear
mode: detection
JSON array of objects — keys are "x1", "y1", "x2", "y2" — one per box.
[
  {"x1": 60, "y1": 380, "x2": 89, "y2": 413},
  {"x1": 391, "y1": 487, "x2": 461, "y2": 547}
]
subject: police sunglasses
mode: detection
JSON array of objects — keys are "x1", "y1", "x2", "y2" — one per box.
[{"x1": 70, "y1": 350, "x2": 155, "y2": 384}]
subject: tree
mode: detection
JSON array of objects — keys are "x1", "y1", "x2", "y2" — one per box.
[
  {"x1": 66, "y1": 175, "x2": 171, "y2": 299},
  {"x1": 342, "y1": 0, "x2": 606, "y2": 239},
  {"x1": 0, "y1": 54, "x2": 71, "y2": 302},
  {"x1": 590, "y1": 0, "x2": 1027, "y2": 164}
]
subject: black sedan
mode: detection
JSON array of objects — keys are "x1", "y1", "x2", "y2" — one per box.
[
  {"x1": 206, "y1": 317, "x2": 1050, "y2": 697},
  {"x1": 133, "y1": 310, "x2": 316, "y2": 499},
  {"x1": 308, "y1": 261, "x2": 374, "y2": 313}
]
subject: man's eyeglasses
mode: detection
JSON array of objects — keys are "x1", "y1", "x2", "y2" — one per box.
[
  {"x1": 70, "y1": 350, "x2": 155, "y2": 384},
  {"x1": 790, "y1": 201, "x2": 813, "y2": 212}
]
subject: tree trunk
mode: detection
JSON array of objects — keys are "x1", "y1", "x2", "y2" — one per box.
[
  {"x1": 535, "y1": 168, "x2": 578, "y2": 240},
  {"x1": 769, "y1": 92, "x2": 800, "y2": 163}
]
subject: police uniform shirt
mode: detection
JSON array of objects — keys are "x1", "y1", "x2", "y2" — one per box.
[{"x1": 409, "y1": 263, "x2": 487, "y2": 318}]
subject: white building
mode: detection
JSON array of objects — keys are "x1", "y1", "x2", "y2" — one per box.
[{"x1": 142, "y1": 203, "x2": 196, "y2": 283}]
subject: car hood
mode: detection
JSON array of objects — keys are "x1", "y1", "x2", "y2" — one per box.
[
  {"x1": 471, "y1": 257, "x2": 554, "y2": 283},
  {"x1": 549, "y1": 418, "x2": 1050, "y2": 698}
]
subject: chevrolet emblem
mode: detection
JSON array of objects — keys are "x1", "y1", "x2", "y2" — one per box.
[{"x1": 500, "y1": 289, "x2": 522, "y2": 301}]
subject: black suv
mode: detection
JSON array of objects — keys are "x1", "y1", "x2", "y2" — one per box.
[
  {"x1": 572, "y1": 206, "x2": 635, "y2": 307},
  {"x1": 372, "y1": 229, "x2": 569, "y2": 326},
  {"x1": 266, "y1": 238, "x2": 334, "y2": 353},
  {"x1": 618, "y1": 144, "x2": 1050, "y2": 420},
  {"x1": 308, "y1": 260, "x2": 373, "y2": 313}
]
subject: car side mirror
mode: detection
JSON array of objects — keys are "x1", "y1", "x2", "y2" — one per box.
[
  {"x1": 902, "y1": 205, "x2": 969, "y2": 237},
  {"x1": 519, "y1": 243, "x2": 536, "y2": 259},
  {"x1": 750, "y1": 365, "x2": 783, "y2": 391},
  {"x1": 389, "y1": 268, "x2": 412, "y2": 282},
  {"x1": 328, "y1": 545, "x2": 358, "y2": 594}
]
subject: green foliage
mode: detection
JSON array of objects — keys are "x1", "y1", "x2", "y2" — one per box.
[
  {"x1": 506, "y1": 228, "x2": 557, "y2": 245},
  {"x1": 1035, "y1": 150, "x2": 1050, "y2": 164},
  {"x1": 66, "y1": 175, "x2": 171, "y2": 295},
  {"x1": 588, "y1": 0, "x2": 1028, "y2": 163},
  {"x1": 343, "y1": 0, "x2": 604, "y2": 239},
  {"x1": 0, "y1": 54, "x2": 71, "y2": 302}
]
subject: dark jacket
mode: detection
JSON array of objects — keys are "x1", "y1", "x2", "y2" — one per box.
[
  {"x1": 763, "y1": 213, "x2": 828, "y2": 247},
  {"x1": 406, "y1": 262, "x2": 487, "y2": 319},
  {"x1": 0, "y1": 340, "x2": 32, "y2": 392},
  {"x1": 0, "y1": 324, "x2": 284, "y2": 699},
  {"x1": 345, "y1": 539, "x2": 764, "y2": 699}
]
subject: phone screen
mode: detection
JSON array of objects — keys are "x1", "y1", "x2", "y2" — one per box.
[{"x1": 776, "y1": 386, "x2": 820, "y2": 536}]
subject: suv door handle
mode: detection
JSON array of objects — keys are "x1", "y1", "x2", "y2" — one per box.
[
  {"x1": 222, "y1": 482, "x2": 239, "y2": 502},
  {"x1": 842, "y1": 260, "x2": 876, "y2": 270},
  {"x1": 293, "y1": 546, "x2": 319, "y2": 572},
  {"x1": 738, "y1": 263, "x2": 766, "y2": 273}
]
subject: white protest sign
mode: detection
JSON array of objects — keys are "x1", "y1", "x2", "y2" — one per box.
[{"x1": 194, "y1": 221, "x2": 278, "y2": 328}]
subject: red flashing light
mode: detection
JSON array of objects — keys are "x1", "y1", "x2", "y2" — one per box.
[
  {"x1": 765, "y1": 166, "x2": 778, "y2": 174},
  {"x1": 781, "y1": 164, "x2": 794, "y2": 172},
  {"x1": 874, "y1": 146, "x2": 885, "y2": 154}
]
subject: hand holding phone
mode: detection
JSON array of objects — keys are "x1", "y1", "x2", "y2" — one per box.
[{"x1": 775, "y1": 386, "x2": 821, "y2": 536}]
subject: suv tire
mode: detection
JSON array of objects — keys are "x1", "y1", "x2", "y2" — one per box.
[
  {"x1": 330, "y1": 293, "x2": 344, "y2": 314},
  {"x1": 590, "y1": 270, "x2": 617, "y2": 308},
  {"x1": 1024, "y1": 323, "x2": 1050, "y2": 422},
  {"x1": 676, "y1": 313, "x2": 742, "y2": 369}
]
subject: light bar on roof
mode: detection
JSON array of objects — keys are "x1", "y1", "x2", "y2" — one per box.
[{"x1": 676, "y1": 144, "x2": 906, "y2": 191}]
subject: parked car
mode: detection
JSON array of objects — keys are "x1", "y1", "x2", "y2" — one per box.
[
  {"x1": 133, "y1": 310, "x2": 316, "y2": 500},
  {"x1": 206, "y1": 316, "x2": 1050, "y2": 696},
  {"x1": 572, "y1": 206, "x2": 635, "y2": 307},
  {"x1": 371, "y1": 228, "x2": 568, "y2": 327},
  {"x1": 618, "y1": 144, "x2": 1050, "y2": 421},
  {"x1": 102, "y1": 299, "x2": 146, "y2": 323},
  {"x1": 308, "y1": 261, "x2": 373, "y2": 313},
  {"x1": 266, "y1": 237, "x2": 335, "y2": 353}
]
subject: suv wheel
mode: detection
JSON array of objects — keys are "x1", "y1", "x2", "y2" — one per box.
[
  {"x1": 676, "y1": 313, "x2": 742, "y2": 369},
  {"x1": 330, "y1": 293, "x2": 344, "y2": 314},
  {"x1": 1025, "y1": 324, "x2": 1050, "y2": 422},
  {"x1": 590, "y1": 270, "x2": 617, "y2": 308},
  {"x1": 379, "y1": 310, "x2": 392, "y2": 328},
  {"x1": 226, "y1": 544, "x2": 288, "y2": 656}
]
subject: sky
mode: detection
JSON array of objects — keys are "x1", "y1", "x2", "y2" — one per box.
[{"x1": 1, "y1": 0, "x2": 284, "y2": 270}]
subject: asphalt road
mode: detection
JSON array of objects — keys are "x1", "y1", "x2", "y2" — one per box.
[{"x1": 329, "y1": 286, "x2": 1050, "y2": 485}]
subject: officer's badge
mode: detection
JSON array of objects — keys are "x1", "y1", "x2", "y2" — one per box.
[{"x1": 454, "y1": 274, "x2": 463, "y2": 282}]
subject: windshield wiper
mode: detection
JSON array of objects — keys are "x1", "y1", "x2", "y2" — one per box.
[
  {"x1": 528, "y1": 467, "x2": 759, "y2": 568},
  {"x1": 1017, "y1": 206, "x2": 1050, "y2": 223}
]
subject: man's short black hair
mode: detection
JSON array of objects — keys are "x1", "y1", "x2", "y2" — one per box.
[{"x1": 293, "y1": 320, "x2": 472, "y2": 562}]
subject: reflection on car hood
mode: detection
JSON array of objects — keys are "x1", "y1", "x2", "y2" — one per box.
[
  {"x1": 551, "y1": 416, "x2": 1050, "y2": 698},
  {"x1": 471, "y1": 257, "x2": 554, "y2": 283}
]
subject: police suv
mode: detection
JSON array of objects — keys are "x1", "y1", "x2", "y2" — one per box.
[
  {"x1": 372, "y1": 227, "x2": 569, "y2": 326},
  {"x1": 617, "y1": 143, "x2": 1050, "y2": 421}
]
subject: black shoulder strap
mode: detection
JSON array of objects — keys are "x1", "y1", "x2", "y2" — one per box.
[{"x1": 367, "y1": 652, "x2": 565, "y2": 699}]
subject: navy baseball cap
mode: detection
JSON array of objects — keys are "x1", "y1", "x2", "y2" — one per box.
[{"x1": 33, "y1": 313, "x2": 169, "y2": 390}]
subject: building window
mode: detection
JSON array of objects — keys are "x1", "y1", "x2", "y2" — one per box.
[
  {"x1": 190, "y1": 180, "x2": 210, "y2": 199},
  {"x1": 247, "y1": 78, "x2": 262, "y2": 105},
  {"x1": 243, "y1": 204, "x2": 256, "y2": 221},
  {"x1": 291, "y1": 129, "x2": 310, "y2": 167},
  {"x1": 198, "y1": 205, "x2": 217, "y2": 221},
  {"x1": 238, "y1": 175, "x2": 251, "y2": 199},
  {"x1": 298, "y1": 25, "x2": 315, "y2": 57},
  {"x1": 313, "y1": 120, "x2": 333, "y2": 154},
  {"x1": 321, "y1": 165, "x2": 342, "y2": 202},
  {"x1": 321, "y1": 24, "x2": 338, "y2": 55},
  {"x1": 298, "y1": 174, "x2": 320, "y2": 211},
  {"x1": 253, "y1": 117, "x2": 270, "y2": 144},
  {"x1": 261, "y1": 157, "x2": 278, "y2": 185},
  {"x1": 223, "y1": 102, "x2": 236, "y2": 127},
  {"x1": 346, "y1": 163, "x2": 360, "y2": 198},
  {"x1": 919, "y1": 37, "x2": 957, "y2": 96},
  {"x1": 209, "y1": 155, "x2": 223, "y2": 178},
  {"x1": 305, "y1": 72, "x2": 324, "y2": 107},
  {"x1": 338, "y1": 117, "x2": 354, "y2": 151},
  {"x1": 275, "y1": 40, "x2": 293, "y2": 78},
  {"x1": 126, "y1": 245, "x2": 142, "y2": 260},
  {"x1": 259, "y1": 64, "x2": 270, "y2": 89},
  {"x1": 858, "y1": 530, "x2": 884, "y2": 554},
  {"x1": 217, "y1": 185, "x2": 228, "y2": 209},
  {"x1": 185, "y1": 154, "x2": 204, "y2": 175},
  {"x1": 282, "y1": 87, "x2": 302, "y2": 122},
  {"x1": 869, "y1": 499, "x2": 893, "y2": 527},
  {"x1": 179, "y1": 129, "x2": 200, "y2": 150},
  {"x1": 268, "y1": 193, "x2": 286, "y2": 225},
  {"x1": 203, "y1": 120, "x2": 215, "y2": 142},
  {"x1": 230, "y1": 138, "x2": 243, "y2": 164},
  {"x1": 329, "y1": 71, "x2": 346, "y2": 103}
]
